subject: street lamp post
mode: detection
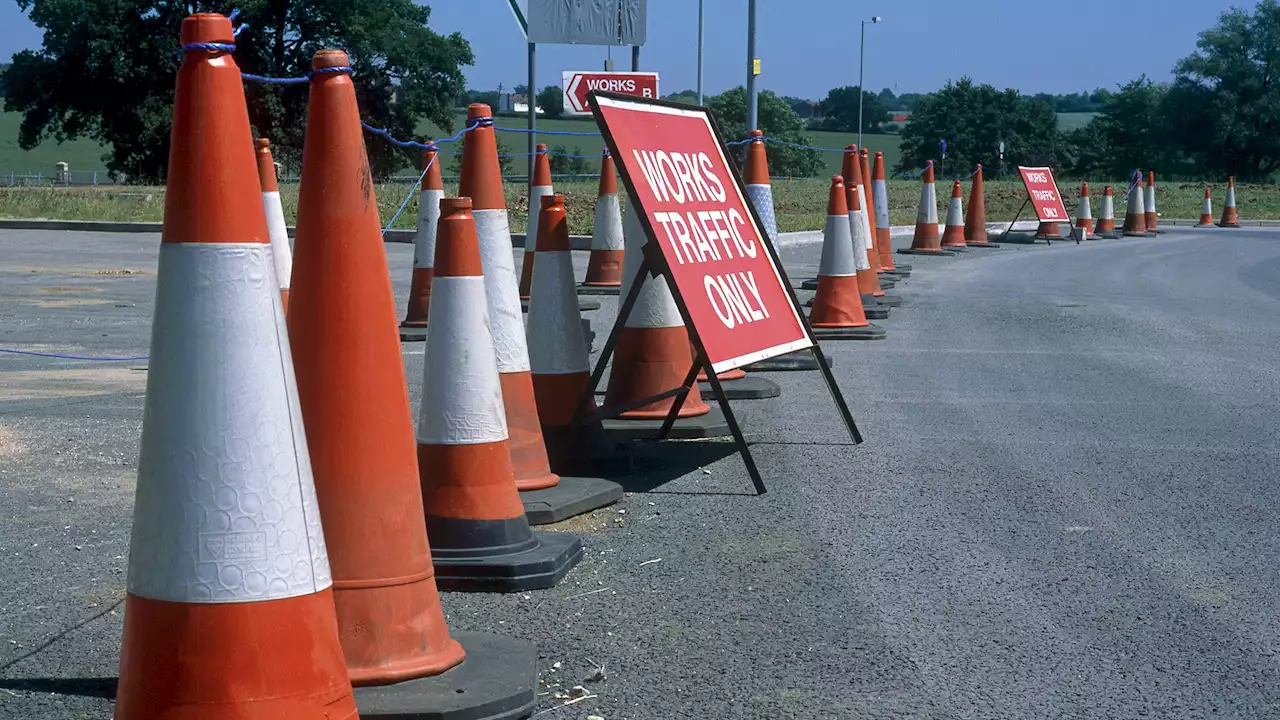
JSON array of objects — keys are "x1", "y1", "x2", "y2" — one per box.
[
  {"x1": 857, "y1": 16, "x2": 881, "y2": 149},
  {"x1": 696, "y1": 0, "x2": 705, "y2": 105}
]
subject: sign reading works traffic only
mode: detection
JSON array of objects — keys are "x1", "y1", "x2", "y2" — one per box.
[
  {"x1": 562, "y1": 71, "x2": 658, "y2": 114},
  {"x1": 588, "y1": 93, "x2": 810, "y2": 372},
  {"x1": 1017, "y1": 166, "x2": 1070, "y2": 223}
]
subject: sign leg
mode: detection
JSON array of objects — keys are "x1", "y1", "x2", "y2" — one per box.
[
  {"x1": 702, "y1": 369, "x2": 767, "y2": 495},
  {"x1": 657, "y1": 362, "x2": 701, "y2": 440}
]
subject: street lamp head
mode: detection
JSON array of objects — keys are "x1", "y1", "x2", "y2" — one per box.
[{"x1": 871, "y1": 16, "x2": 882, "y2": 23}]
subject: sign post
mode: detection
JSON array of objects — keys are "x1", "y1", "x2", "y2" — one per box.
[
  {"x1": 562, "y1": 71, "x2": 659, "y2": 115},
  {"x1": 580, "y1": 92, "x2": 862, "y2": 494}
]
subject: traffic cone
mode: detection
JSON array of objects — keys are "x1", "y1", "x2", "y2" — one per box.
[
  {"x1": 743, "y1": 129, "x2": 779, "y2": 250},
  {"x1": 846, "y1": 146, "x2": 893, "y2": 314},
  {"x1": 288, "y1": 48, "x2": 475, "y2": 690},
  {"x1": 116, "y1": 15, "x2": 357, "y2": 719},
  {"x1": 963, "y1": 165, "x2": 999, "y2": 248},
  {"x1": 1144, "y1": 171, "x2": 1161, "y2": 233},
  {"x1": 524, "y1": 192, "x2": 625, "y2": 523},
  {"x1": 1219, "y1": 176, "x2": 1240, "y2": 227},
  {"x1": 1197, "y1": 187, "x2": 1214, "y2": 227},
  {"x1": 256, "y1": 138, "x2": 293, "y2": 311},
  {"x1": 1123, "y1": 172, "x2": 1150, "y2": 236},
  {"x1": 1035, "y1": 220, "x2": 1063, "y2": 239},
  {"x1": 872, "y1": 151, "x2": 909, "y2": 273},
  {"x1": 400, "y1": 145, "x2": 445, "y2": 341},
  {"x1": 857, "y1": 148, "x2": 890, "y2": 283},
  {"x1": 1075, "y1": 183, "x2": 1097, "y2": 240},
  {"x1": 418, "y1": 196, "x2": 583, "y2": 591},
  {"x1": 459, "y1": 104, "x2": 560, "y2": 492},
  {"x1": 900, "y1": 162, "x2": 952, "y2": 255},
  {"x1": 580, "y1": 151, "x2": 624, "y2": 291},
  {"x1": 940, "y1": 180, "x2": 968, "y2": 249},
  {"x1": 1096, "y1": 185, "x2": 1119, "y2": 238},
  {"x1": 810, "y1": 176, "x2": 885, "y2": 340},
  {"x1": 518, "y1": 145, "x2": 553, "y2": 300}
]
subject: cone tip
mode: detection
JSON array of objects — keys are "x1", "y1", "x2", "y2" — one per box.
[
  {"x1": 831, "y1": 175, "x2": 843, "y2": 185},
  {"x1": 256, "y1": 138, "x2": 270, "y2": 151},
  {"x1": 442, "y1": 197, "x2": 473, "y2": 212},
  {"x1": 180, "y1": 13, "x2": 234, "y2": 44},
  {"x1": 468, "y1": 103, "x2": 493, "y2": 120},
  {"x1": 536, "y1": 143, "x2": 547, "y2": 151},
  {"x1": 750, "y1": 129, "x2": 763, "y2": 138},
  {"x1": 312, "y1": 49, "x2": 350, "y2": 70},
  {"x1": 541, "y1": 192, "x2": 564, "y2": 209}
]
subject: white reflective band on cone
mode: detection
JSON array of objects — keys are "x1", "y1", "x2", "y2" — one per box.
[
  {"x1": 130, "y1": 243, "x2": 330, "y2": 604},
  {"x1": 1099, "y1": 195, "x2": 1114, "y2": 219},
  {"x1": 1129, "y1": 186, "x2": 1145, "y2": 216},
  {"x1": 414, "y1": 188, "x2": 445, "y2": 270},
  {"x1": 855, "y1": 184, "x2": 875, "y2": 249},
  {"x1": 746, "y1": 184, "x2": 778, "y2": 250},
  {"x1": 1203, "y1": 198, "x2": 1213, "y2": 214},
  {"x1": 525, "y1": 185, "x2": 554, "y2": 254},
  {"x1": 1145, "y1": 185, "x2": 1156, "y2": 212},
  {"x1": 873, "y1": 179, "x2": 890, "y2": 230},
  {"x1": 417, "y1": 275, "x2": 509, "y2": 445},
  {"x1": 819, "y1": 213, "x2": 857, "y2": 277},
  {"x1": 620, "y1": 208, "x2": 683, "y2": 329},
  {"x1": 1226, "y1": 187, "x2": 1236, "y2": 207},
  {"x1": 945, "y1": 196, "x2": 963, "y2": 227},
  {"x1": 473, "y1": 209, "x2": 532, "y2": 373},
  {"x1": 917, "y1": 183, "x2": 938, "y2": 224},
  {"x1": 591, "y1": 193, "x2": 624, "y2": 251},
  {"x1": 262, "y1": 191, "x2": 293, "y2": 290},
  {"x1": 1078, "y1": 196, "x2": 1092, "y2": 220},
  {"x1": 848, "y1": 208, "x2": 871, "y2": 271},
  {"x1": 528, "y1": 251, "x2": 590, "y2": 375}
]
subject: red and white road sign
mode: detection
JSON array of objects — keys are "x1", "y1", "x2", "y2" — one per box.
[
  {"x1": 589, "y1": 94, "x2": 811, "y2": 372},
  {"x1": 563, "y1": 71, "x2": 659, "y2": 115},
  {"x1": 1017, "y1": 166, "x2": 1070, "y2": 223}
]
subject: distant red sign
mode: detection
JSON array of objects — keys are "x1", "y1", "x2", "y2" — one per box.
[
  {"x1": 1017, "y1": 166, "x2": 1070, "y2": 223},
  {"x1": 589, "y1": 94, "x2": 811, "y2": 372},
  {"x1": 562, "y1": 71, "x2": 659, "y2": 114}
]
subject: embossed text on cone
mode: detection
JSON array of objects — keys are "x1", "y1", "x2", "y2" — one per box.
[
  {"x1": 400, "y1": 146, "x2": 445, "y2": 341},
  {"x1": 809, "y1": 176, "x2": 886, "y2": 341},
  {"x1": 581, "y1": 151, "x2": 625, "y2": 291},
  {"x1": 524, "y1": 193, "x2": 625, "y2": 525},
  {"x1": 114, "y1": 15, "x2": 358, "y2": 720},
  {"x1": 256, "y1": 138, "x2": 293, "y2": 311},
  {"x1": 418, "y1": 197, "x2": 583, "y2": 592},
  {"x1": 289, "y1": 49, "x2": 469, "y2": 688},
  {"x1": 900, "y1": 162, "x2": 953, "y2": 256},
  {"x1": 1220, "y1": 176, "x2": 1240, "y2": 227},
  {"x1": 459, "y1": 104, "x2": 560, "y2": 492},
  {"x1": 519, "y1": 145, "x2": 553, "y2": 300}
]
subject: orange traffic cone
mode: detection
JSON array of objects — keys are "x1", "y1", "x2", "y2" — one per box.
[
  {"x1": 859, "y1": 147, "x2": 902, "y2": 304},
  {"x1": 255, "y1": 138, "x2": 293, "y2": 311},
  {"x1": 519, "y1": 145, "x2": 553, "y2": 300},
  {"x1": 940, "y1": 180, "x2": 968, "y2": 249},
  {"x1": 1197, "y1": 187, "x2": 1214, "y2": 227},
  {"x1": 744, "y1": 129, "x2": 779, "y2": 250},
  {"x1": 400, "y1": 145, "x2": 445, "y2": 341},
  {"x1": 851, "y1": 146, "x2": 900, "y2": 312},
  {"x1": 458, "y1": 105, "x2": 560, "y2": 492},
  {"x1": 1219, "y1": 176, "x2": 1240, "y2": 227},
  {"x1": 810, "y1": 176, "x2": 886, "y2": 340},
  {"x1": 1123, "y1": 172, "x2": 1150, "y2": 236},
  {"x1": 418, "y1": 196, "x2": 584, "y2": 591},
  {"x1": 115, "y1": 15, "x2": 357, "y2": 719},
  {"x1": 289, "y1": 48, "x2": 473, "y2": 689},
  {"x1": 581, "y1": 151, "x2": 624, "y2": 291},
  {"x1": 1035, "y1": 220, "x2": 1063, "y2": 239},
  {"x1": 1075, "y1": 183, "x2": 1097, "y2": 240},
  {"x1": 1096, "y1": 185, "x2": 1119, "y2": 238},
  {"x1": 871, "y1": 151, "x2": 909, "y2": 273},
  {"x1": 524, "y1": 193, "x2": 625, "y2": 523},
  {"x1": 900, "y1": 162, "x2": 951, "y2": 255},
  {"x1": 965, "y1": 165, "x2": 998, "y2": 248},
  {"x1": 1144, "y1": 171, "x2": 1162, "y2": 233}
]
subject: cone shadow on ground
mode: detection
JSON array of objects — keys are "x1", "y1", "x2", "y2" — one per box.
[
  {"x1": 606, "y1": 440, "x2": 746, "y2": 495},
  {"x1": 0, "y1": 677, "x2": 118, "y2": 699}
]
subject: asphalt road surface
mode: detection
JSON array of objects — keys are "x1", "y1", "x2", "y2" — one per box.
[{"x1": 1, "y1": 227, "x2": 1279, "y2": 719}]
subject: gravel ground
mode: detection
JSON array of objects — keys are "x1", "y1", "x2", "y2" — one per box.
[{"x1": 2, "y1": 227, "x2": 1279, "y2": 719}]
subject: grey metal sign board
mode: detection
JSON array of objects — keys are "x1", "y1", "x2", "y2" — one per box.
[{"x1": 528, "y1": 0, "x2": 647, "y2": 46}]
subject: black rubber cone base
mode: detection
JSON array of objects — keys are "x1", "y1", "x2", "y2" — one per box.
[
  {"x1": 522, "y1": 476, "x2": 623, "y2": 525},
  {"x1": 941, "y1": 245, "x2": 969, "y2": 252},
  {"x1": 578, "y1": 283, "x2": 621, "y2": 296},
  {"x1": 804, "y1": 296, "x2": 888, "y2": 319},
  {"x1": 432, "y1": 531, "x2": 583, "y2": 592},
  {"x1": 522, "y1": 297, "x2": 601, "y2": 313},
  {"x1": 600, "y1": 405, "x2": 730, "y2": 442},
  {"x1": 898, "y1": 248, "x2": 959, "y2": 256},
  {"x1": 743, "y1": 348, "x2": 830, "y2": 372},
  {"x1": 872, "y1": 293, "x2": 904, "y2": 308},
  {"x1": 400, "y1": 324, "x2": 428, "y2": 342},
  {"x1": 878, "y1": 278, "x2": 897, "y2": 290},
  {"x1": 811, "y1": 323, "x2": 887, "y2": 340},
  {"x1": 353, "y1": 632, "x2": 537, "y2": 720},
  {"x1": 964, "y1": 241, "x2": 1002, "y2": 249},
  {"x1": 887, "y1": 261, "x2": 912, "y2": 271},
  {"x1": 697, "y1": 375, "x2": 780, "y2": 400},
  {"x1": 799, "y1": 278, "x2": 818, "y2": 291}
]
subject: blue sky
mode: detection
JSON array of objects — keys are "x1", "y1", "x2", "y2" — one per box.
[{"x1": 0, "y1": 0, "x2": 1248, "y2": 99}]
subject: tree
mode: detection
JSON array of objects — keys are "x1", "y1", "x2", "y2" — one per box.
[
  {"x1": 663, "y1": 89, "x2": 698, "y2": 104},
  {"x1": 705, "y1": 87, "x2": 822, "y2": 177},
  {"x1": 536, "y1": 85, "x2": 564, "y2": 119},
  {"x1": 897, "y1": 78, "x2": 1059, "y2": 173},
  {"x1": 5, "y1": 1, "x2": 473, "y2": 182},
  {"x1": 1087, "y1": 77, "x2": 1178, "y2": 178},
  {"x1": 1168, "y1": 0, "x2": 1280, "y2": 179},
  {"x1": 815, "y1": 85, "x2": 888, "y2": 132}
]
